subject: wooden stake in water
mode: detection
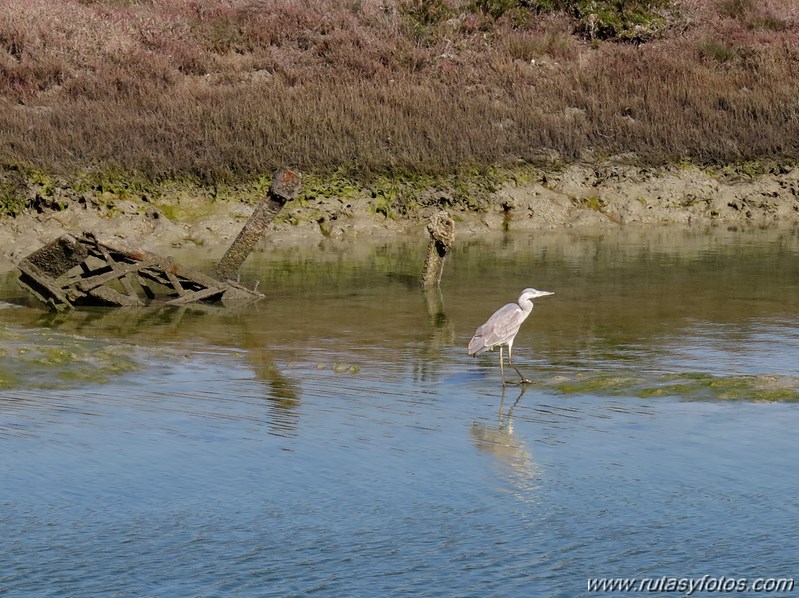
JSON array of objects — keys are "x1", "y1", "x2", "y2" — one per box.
[
  {"x1": 215, "y1": 169, "x2": 302, "y2": 281},
  {"x1": 420, "y1": 210, "x2": 455, "y2": 288}
]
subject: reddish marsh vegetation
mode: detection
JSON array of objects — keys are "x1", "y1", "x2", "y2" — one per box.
[{"x1": 0, "y1": 0, "x2": 798, "y2": 189}]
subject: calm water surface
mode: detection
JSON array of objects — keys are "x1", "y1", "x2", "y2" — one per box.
[{"x1": 1, "y1": 226, "x2": 799, "y2": 597}]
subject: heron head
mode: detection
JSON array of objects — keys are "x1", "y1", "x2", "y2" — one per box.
[{"x1": 520, "y1": 288, "x2": 554, "y2": 300}]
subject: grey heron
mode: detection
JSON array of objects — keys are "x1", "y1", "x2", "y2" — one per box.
[{"x1": 468, "y1": 288, "x2": 554, "y2": 385}]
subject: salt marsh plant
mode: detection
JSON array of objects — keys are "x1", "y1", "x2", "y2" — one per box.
[{"x1": 0, "y1": 0, "x2": 798, "y2": 217}]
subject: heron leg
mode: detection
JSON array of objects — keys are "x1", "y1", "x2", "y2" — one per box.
[
  {"x1": 499, "y1": 346, "x2": 507, "y2": 386},
  {"x1": 507, "y1": 344, "x2": 533, "y2": 384}
]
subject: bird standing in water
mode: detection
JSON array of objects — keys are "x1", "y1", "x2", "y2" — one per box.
[{"x1": 468, "y1": 288, "x2": 554, "y2": 385}]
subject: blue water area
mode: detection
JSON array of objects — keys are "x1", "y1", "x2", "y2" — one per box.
[{"x1": 1, "y1": 227, "x2": 798, "y2": 596}]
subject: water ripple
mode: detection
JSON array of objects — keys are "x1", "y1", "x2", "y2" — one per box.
[{"x1": 3, "y1": 229, "x2": 799, "y2": 596}]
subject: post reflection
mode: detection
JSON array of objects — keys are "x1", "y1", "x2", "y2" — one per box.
[
  {"x1": 244, "y1": 347, "x2": 302, "y2": 438},
  {"x1": 412, "y1": 287, "x2": 456, "y2": 384},
  {"x1": 424, "y1": 286, "x2": 455, "y2": 345},
  {"x1": 5, "y1": 303, "x2": 306, "y2": 439}
]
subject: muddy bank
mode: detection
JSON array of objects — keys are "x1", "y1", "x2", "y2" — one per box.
[{"x1": 2, "y1": 162, "x2": 798, "y2": 270}]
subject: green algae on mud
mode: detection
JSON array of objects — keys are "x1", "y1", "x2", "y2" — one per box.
[
  {"x1": 0, "y1": 324, "x2": 145, "y2": 390},
  {"x1": 548, "y1": 370, "x2": 799, "y2": 402},
  {"x1": 1, "y1": 162, "x2": 545, "y2": 222}
]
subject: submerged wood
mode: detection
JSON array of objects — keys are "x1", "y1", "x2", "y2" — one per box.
[
  {"x1": 17, "y1": 171, "x2": 303, "y2": 311},
  {"x1": 214, "y1": 168, "x2": 302, "y2": 281},
  {"x1": 18, "y1": 232, "x2": 262, "y2": 312},
  {"x1": 420, "y1": 210, "x2": 455, "y2": 288}
]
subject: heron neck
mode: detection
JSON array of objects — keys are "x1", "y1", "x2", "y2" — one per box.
[{"x1": 518, "y1": 299, "x2": 534, "y2": 315}]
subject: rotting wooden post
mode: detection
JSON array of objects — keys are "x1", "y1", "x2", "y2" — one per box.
[
  {"x1": 214, "y1": 168, "x2": 302, "y2": 281},
  {"x1": 420, "y1": 210, "x2": 455, "y2": 288}
]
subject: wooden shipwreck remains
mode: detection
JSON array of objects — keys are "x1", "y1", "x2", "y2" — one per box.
[
  {"x1": 18, "y1": 168, "x2": 303, "y2": 311},
  {"x1": 18, "y1": 232, "x2": 262, "y2": 312}
]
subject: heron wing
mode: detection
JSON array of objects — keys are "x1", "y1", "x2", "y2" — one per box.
[{"x1": 468, "y1": 303, "x2": 526, "y2": 356}]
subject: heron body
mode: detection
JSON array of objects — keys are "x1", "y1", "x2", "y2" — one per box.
[{"x1": 468, "y1": 288, "x2": 554, "y2": 385}]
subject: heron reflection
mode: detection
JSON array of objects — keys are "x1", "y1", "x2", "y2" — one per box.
[{"x1": 470, "y1": 386, "x2": 538, "y2": 494}]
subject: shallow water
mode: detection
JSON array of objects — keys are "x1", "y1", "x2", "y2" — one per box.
[{"x1": 1, "y1": 226, "x2": 799, "y2": 596}]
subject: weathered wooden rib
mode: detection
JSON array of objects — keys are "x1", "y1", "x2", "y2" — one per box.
[{"x1": 214, "y1": 168, "x2": 302, "y2": 281}]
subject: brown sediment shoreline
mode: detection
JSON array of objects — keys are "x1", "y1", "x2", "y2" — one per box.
[
  {"x1": 2, "y1": 161, "x2": 798, "y2": 270},
  {"x1": 3, "y1": 1, "x2": 799, "y2": 270}
]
